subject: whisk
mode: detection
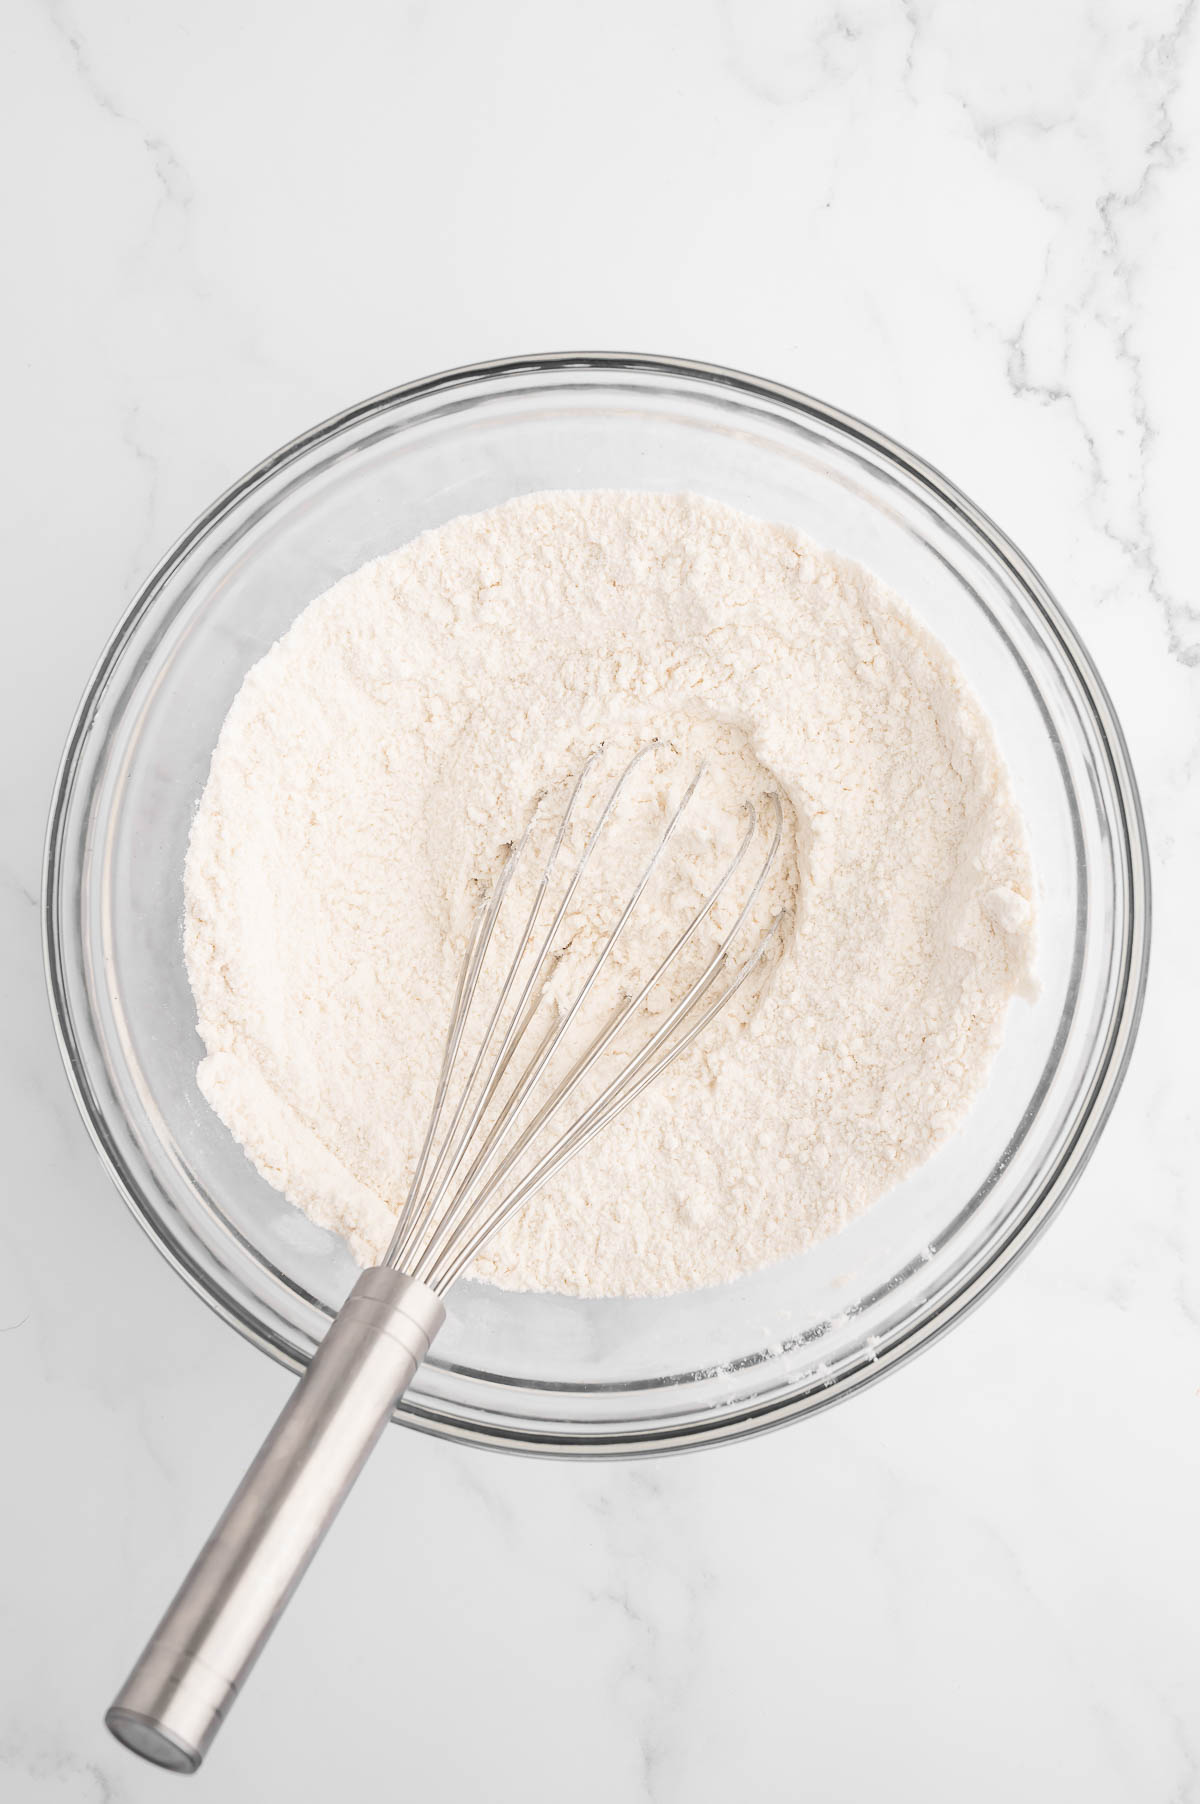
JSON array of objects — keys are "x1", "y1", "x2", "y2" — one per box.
[{"x1": 106, "y1": 747, "x2": 783, "y2": 1773}]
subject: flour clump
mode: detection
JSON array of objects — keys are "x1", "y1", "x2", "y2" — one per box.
[{"x1": 184, "y1": 491, "x2": 1035, "y2": 1297}]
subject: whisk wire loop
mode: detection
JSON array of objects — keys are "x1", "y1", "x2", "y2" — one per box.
[
  {"x1": 387, "y1": 752, "x2": 602, "y2": 1269},
  {"x1": 408, "y1": 755, "x2": 714, "y2": 1279},
  {"x1": 418, "y1": 796, "x2": 779, "y2": 1288},
  {"x1": 434, "y1": 910, "x2": 785, "y2": 1288},
  {"x1": 386, "y1": 760, "x2": 785, "y2": 1293}
]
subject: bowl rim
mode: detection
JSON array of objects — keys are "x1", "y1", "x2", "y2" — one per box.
[{"x1": 42, "y1": 349, "x2": 1152, "y2": 1458}]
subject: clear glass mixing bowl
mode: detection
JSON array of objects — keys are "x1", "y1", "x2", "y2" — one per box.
[{"x1": 44, "y1": 353, "x2": 1150, "y2": 1455}]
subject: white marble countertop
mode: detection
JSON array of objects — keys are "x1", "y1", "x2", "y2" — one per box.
[{"x1": 3, "y1": 2, "x2": 1197, "y2": 1798}]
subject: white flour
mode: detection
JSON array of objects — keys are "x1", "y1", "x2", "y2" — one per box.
[{"x1": 184, "y1": 491, "x2": 1035, "y2": 1297}]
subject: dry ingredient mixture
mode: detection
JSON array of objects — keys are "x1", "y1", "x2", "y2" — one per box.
[{"x1": 184, "y1": 491, "x2": 1035, "y2": 1297}]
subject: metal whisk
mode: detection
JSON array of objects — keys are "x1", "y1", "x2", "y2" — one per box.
[{"x1": 106, "y1": 748, "x2": 783, "y2": 1773}]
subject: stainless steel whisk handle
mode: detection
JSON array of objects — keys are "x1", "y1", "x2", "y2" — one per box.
[{"x1": 105, "y1": 1268, "x2": 445, "y2": 1773}]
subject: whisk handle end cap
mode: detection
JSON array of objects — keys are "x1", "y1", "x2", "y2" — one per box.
[
  {"x1": 105, "y1": 1703, "x2": 208, "y2": 1775},
  {"x1": 106, "y1": 1633, "x2": 236, "y2": 1772}
]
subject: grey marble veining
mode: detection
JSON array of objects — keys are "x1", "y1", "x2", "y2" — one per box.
[{"x1": 3, "y1": 1, "x2": 1197, "y2": 1799}]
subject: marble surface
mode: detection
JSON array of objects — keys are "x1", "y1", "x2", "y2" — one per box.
[{"x1": 2, "y1": 1, "x2": 1197, "y2": 1798}]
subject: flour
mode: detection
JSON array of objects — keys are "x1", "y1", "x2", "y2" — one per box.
[{"x1": 184, "y1": 491, "x2": 1035, "y2": 1297}]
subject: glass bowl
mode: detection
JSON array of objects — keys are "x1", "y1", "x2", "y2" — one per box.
[{"x1": 44, "y1": 353, "x2": 1150, "y2": 1456}]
